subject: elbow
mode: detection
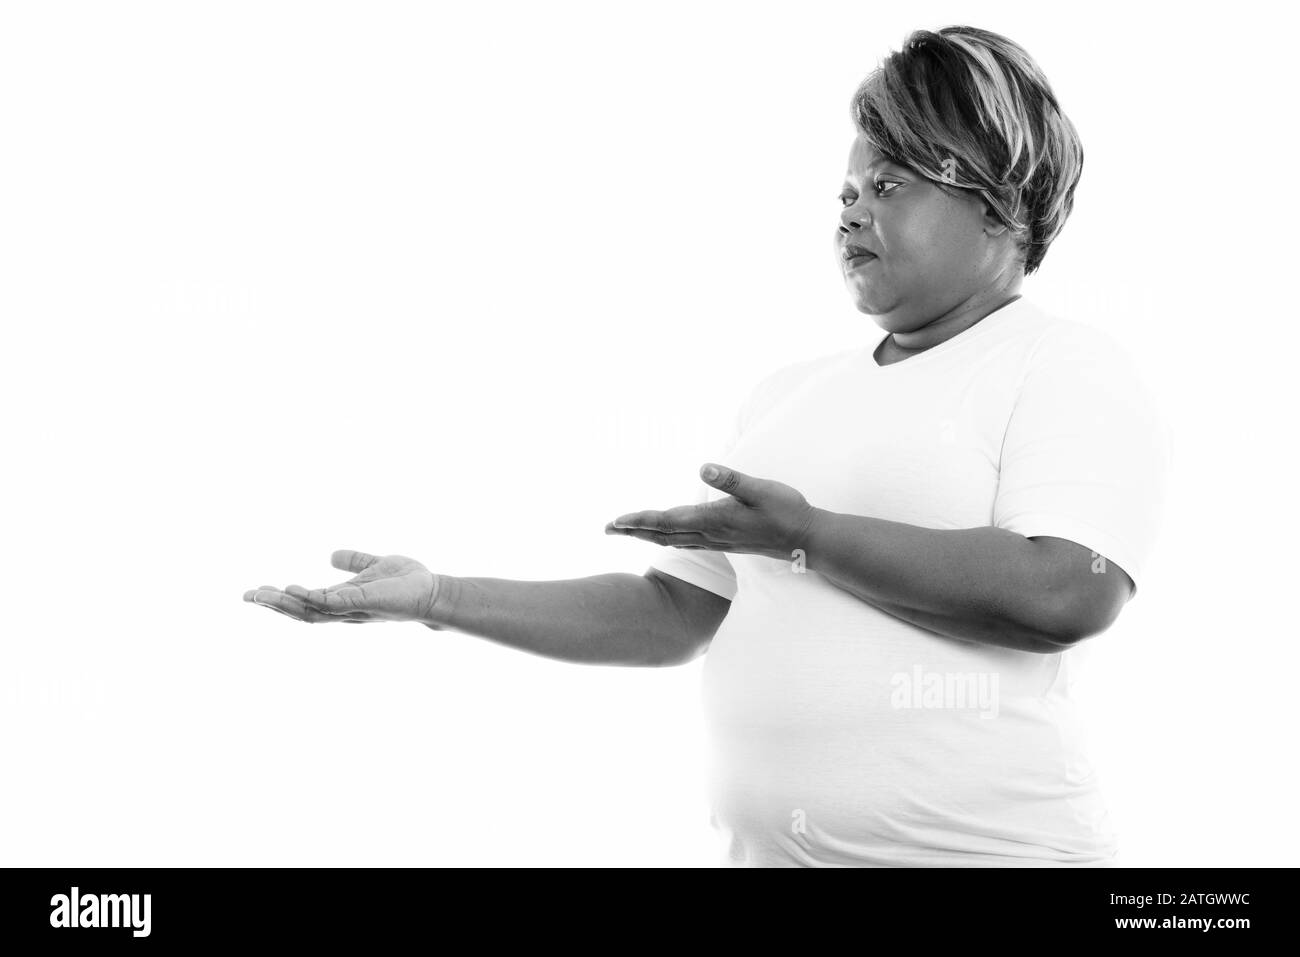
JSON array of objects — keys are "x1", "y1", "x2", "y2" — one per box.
[
  {"x1": 649, "y1": 636, "x2": 709, "y2": 668},
  {"x1": 1040, "y1": 590, "x2": 1126, "y2": 648}
]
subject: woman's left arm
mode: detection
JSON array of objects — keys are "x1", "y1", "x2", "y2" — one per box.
[
  {"x1": 606, "y1": 463, "x2": 1133, "y2": 655},
  {"x1": 798, "y1": 509, "x2": 1132, "y2": 653}
]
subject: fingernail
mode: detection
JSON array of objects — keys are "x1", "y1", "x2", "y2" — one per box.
[{"x1": 702, "y1": 465, "x2": 719, "y2": 480}]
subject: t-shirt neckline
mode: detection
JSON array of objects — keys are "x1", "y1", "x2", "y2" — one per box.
[{"x1": 866, "y1": 295, "x2": 1029, "y2": 371}]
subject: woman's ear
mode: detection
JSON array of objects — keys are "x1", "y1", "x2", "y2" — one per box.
[{"x1": 980, "y1": 201, "x2": 1011, "y2": 237}]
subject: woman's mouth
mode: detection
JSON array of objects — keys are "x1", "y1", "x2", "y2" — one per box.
[{"x1": 845, "y1": 253, "x2": 877, "y2": 270}]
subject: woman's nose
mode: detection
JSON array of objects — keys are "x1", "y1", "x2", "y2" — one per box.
[{"x1": 839, "y1": 204, "x2": 870, "y2": 233}]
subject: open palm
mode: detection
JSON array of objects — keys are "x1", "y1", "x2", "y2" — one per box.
[{"x1": 243, "y1": 549, "x2": 440, "y2": 625}]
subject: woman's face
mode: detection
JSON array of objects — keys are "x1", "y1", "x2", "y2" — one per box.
[{"x1": 837, "y1": 132, "x2": 1015, "y2": 332}]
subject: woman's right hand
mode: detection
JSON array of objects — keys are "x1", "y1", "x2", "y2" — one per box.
[{"x1": 243, "y1": 550, "x2": 444, "y2": 626}]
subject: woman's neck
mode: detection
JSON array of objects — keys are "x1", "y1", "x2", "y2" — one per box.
[{"x1": 882, "y1": 287, "x2": 1024, "y2": 360}]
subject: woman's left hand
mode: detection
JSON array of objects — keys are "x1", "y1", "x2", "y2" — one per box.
[{"x1": 605, "y1": 463, "x2": 819, "y2": 562}]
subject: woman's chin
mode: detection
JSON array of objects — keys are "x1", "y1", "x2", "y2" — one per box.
[
  {"x1": 846, "y1": 289, "x2": 892, "y2": 316},
  {"x1": 843, "y1": 272, "x2": 893, "y2": 311}
]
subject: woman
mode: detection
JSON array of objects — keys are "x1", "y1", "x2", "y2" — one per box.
[{"x1": 245, "y1": 25, "x2": 1168, "y2": 867}]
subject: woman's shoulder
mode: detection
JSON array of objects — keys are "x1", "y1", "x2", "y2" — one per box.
[
  {"x1": 736, "y1": 347, "x2": 857, "y2": 430},
  {"x1": 1004, "y1": 301, "x2": 1162, "y2": 427},
  {"x1": 1009, "y1": 299, "x2": 1142, "y2": 373},
  {"x1": 749, "y1": 347, "x2": 855, "y2": 400},
  {"x1": 754, "y1": 346, "x2": 854, "y2": 392}
]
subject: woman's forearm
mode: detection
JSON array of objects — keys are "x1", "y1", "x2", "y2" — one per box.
[
  {"x1": 832, "y1": 587, "x2": 1069, "y2": 653},
  {"x1": 421, "y1": 572, "x2": 696, "y2": 667},
  {"x1": 800, "y1": 512, "x2": 1081, "y2": 653}
]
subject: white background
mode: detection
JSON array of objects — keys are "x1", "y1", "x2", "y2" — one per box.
[{"x1": 2, "y1": 0, "x2": 1296, "y2": 866}]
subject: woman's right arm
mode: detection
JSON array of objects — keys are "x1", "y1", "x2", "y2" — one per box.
[
  {"x1": 246, "y1": 551, "x2": 729, "y2": 668},
  {"x1": 424, "y1": 569, "x2": 729, "y2": 667}
]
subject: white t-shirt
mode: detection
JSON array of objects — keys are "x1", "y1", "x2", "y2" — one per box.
[{"x1": 649, "y1": 295, "x2": 1170, "y2": 867}]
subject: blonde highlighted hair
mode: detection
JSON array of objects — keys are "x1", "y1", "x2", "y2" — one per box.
[{"x1": 851, "y1": 26, "x2": 1084, "y2": 275}]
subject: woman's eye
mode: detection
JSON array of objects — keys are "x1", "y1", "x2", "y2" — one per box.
[{"x1": 840, "y1": 182, "x2": 898, "y2": 205}]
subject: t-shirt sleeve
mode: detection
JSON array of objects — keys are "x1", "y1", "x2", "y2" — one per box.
[
  {"x1": 645, "y1": 482, "x2": 740, "y2": 600},
  {"x1": 644, "y1": 402, "x2": 745, "y2": 602},
  {"x1": 992, "y1": 321, "x2": 1171, "y2": 596},
  {"x1": 646, "y1": 354, "x2": 839, "y2": 602}
]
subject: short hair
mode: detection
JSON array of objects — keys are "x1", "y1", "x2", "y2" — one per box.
[{"x1": 850, "y1": 26, "x2": 1084, "y2": 275}]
